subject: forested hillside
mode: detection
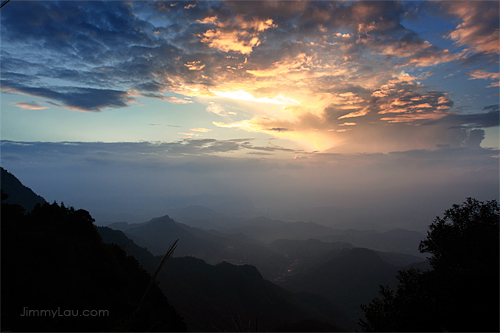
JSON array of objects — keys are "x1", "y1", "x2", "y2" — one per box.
[{"x1": 1, "y1": 191, "x2": 186, "y2": 332}]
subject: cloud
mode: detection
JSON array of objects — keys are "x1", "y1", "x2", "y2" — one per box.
[
  {"x1": 2, "y1": 80, "x2": 134, "y2": 112},
  {"x1": 184, "y1": 61, "x2": 206, "y2": 71},
  {"x1": 468, "y1": 70, "x2": 500, "y2": 80},
  {"x1": 0, "y1": 139, "x2": 301, "y2": 162},
  {"x1": 1, "y1": 1, "x2": 498, "y2": 152},
  {"x1": 424, "y1": 109, "x2": 500, "y2": 129},
  {"x1": 198, "y1": 14, "x2": 276, "y2": 55},
  {"x1": 206, "y1": 102, "x2": 236, "y2": 117},
  {"x1": 444, "y1": 1, "x2": 499, "y2": 55},
  {"x1": 165, "y1": 96, "x2": 193, "y2": 104},
  {"x1": 214, "y1": 76, "x2": 462, "y2": 152},
  {"x1": 12, "y1": 101, "x2": 48, "y2": 110},
  {"x1": 191, "y1": 128, "x2": 212, "y2": 133}
]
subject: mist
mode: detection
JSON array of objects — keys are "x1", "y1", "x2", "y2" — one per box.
[{"x1": 2, "y1": 140, "x2": 497, "y2": 231}]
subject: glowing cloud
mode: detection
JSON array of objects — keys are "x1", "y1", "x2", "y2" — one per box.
[
  {"x1": 212, "y1": 90, "x2": 300, "y2": 106},
  {"x1": 184, "y1": 61, "x2": 206, "y2": 71},
  {"x1": 206, "y1": 102, "x2": 236, "y2": 117},
  {"x1": 468, "y1": 70, "x2": 500, "y2": 80},
  {"x1": 446, "y1": 1, "x2": 499, "y2": 54},
  {"x1": 191, "y1": 128, "x2": 212, "y2": 133},
  {"x1": 166, "y1": 97, "x2": 193, "y2": 104},
  {"x1": 199, "y1": 15, "x2": 276, "y2": 55},
  {"x1": 12, "y1": 102, "x2": 48, "y2": 110}
]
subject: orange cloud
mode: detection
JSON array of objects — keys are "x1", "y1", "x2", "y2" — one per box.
[
  {"x1": 446, "y1": 1, "x2": 499, "y2": 54},
  {"x1": 380, "y1": 112, "x2": 448, "y2": 123},
  {"x1": 165, "y1": 96, "x2": 193, "y2": 104},
  {"x1": 184, "y1": 61, "x2": 206, "y2": 71},
  {"x1": 199, "y1": 15, "x2": 276, "y2": 55},
  {"x1": 468, "y1": 70, "x2": 500, "y2": 80},
  {"x1": 191, "y1": 128, "x2": 212, "y2": 132},
  {"x1": 12, "y1": 102, "x2": 48, "y2": 110}
]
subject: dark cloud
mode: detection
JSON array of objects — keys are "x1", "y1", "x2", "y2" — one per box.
[
  {"x1": 423, "y1": 110, "x2": 500, "y2": 129},
  {"x1": 0, "y1": 138, "x2": 301, "y2": 158},
  {"x1": 135, "y1": 81, "x2": 164, "y2": 92},
  {"x1": 1, "y1": 80, "x2": 132, "y2": 112},
  {"x1": 464, "y1": 129, "x2": 486, "y2": 149},
  {"x1": 483, "y1": 105, "x2": 499, "y2": 112},
  {"x1": 246, "y1": 152, "x2": 275, "y2": 156}
]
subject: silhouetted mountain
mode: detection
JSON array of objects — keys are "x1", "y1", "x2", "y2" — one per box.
[
  {"x1": 1, "y1": 166, "x2": 46, "y2": 211},
  {"x1": 105, "y1": 218, "x2": 427, "y2": 330},
  {"x1": 106, "y1": 221, "x2": 147, "y2": 231},
  {"x1": 222, "y1": 220, "x2": 425, "y2": 256},
  {"x1": 285, "y1": 206, "x2": 391, "y2": 230},
  {"x1": 160, "y1": 258, "x2": 348, "y2": 332},
  {"x1": 97, "y1": 227, "x2": 351, "y2": 331},
  {"x1": 375, "y1": 250, "x2": 428, "y2": 267},
  {"x1": 108, "y1": 211, "x2": 429, "y2": 328},
  {"x1": 271, "y1": 238, "x2": 354, "y2": 258},
  {"x1": 278, "y1": 248, "x2": 402, "y2": 325},
  {"x1": 1, "y1": 196, "x2": 185, "y2": 331},
  {"x1": 96, "y1": 226, "x2": 158, "y2": 269},
  {"x1": 267, "y1": 238, "x2": 427, "y2": 326},
  {"x1": 115, "y1": 215, "x2": 290, "y2": 279},
  {"x1": 140, "y1": 205, "x2": 425, "y2": 257},
  {"x1": 269, "y1": 239, "x2": 426, "y2": 284},
  {"x1": 227, "y1": 221, "x2": 339, "y2": 242}
]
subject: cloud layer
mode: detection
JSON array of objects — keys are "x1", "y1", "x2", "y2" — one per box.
[{"x1": 1, "y1": 1, "x2": 498, "y2": 152}]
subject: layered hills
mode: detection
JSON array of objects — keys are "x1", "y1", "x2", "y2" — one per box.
[
  {"x1": 98, "y1": 226, "x2": 350, "y2": 331},
  {"x1": 1, "y1": 166, "x2": 429, "y2": 332},
  {"x1": 107, "y1": 215, "x2": 428, "y2": 328}
]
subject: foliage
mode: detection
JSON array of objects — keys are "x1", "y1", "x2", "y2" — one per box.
[
  {"x1": 1, "y1": 197, "x2": 186, "y2": 332},
  {"x1": 359, "y1": 198, "x2": 499, "y2": 332},
  {"x1": 419, "y1": 197, "x2": 499, "y2": 272}
]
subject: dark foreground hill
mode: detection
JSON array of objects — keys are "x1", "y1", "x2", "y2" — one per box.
[
  {"x1": 270, "y1": 239, "x2": 428, "y2": 323},
  {"x1": 98, "y1": 226, "x2": 352, "y2": 331},
  {"x1": 1, "y1": 166, "x2": 46, "y2": 210},
  {"x1": 1, "y1": 196, "x2": 186, "y2": 331},
  {"x1": 278, "y1": 247, "x2": 402, "y2": 322}
]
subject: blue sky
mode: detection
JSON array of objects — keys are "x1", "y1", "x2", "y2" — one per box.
[{"x1": 1, "y1": 1, "x2": 498, "y2": 228}]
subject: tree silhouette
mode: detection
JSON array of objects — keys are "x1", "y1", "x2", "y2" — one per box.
[{"x1": 360, "y1": 198, "x2": 499, "y2": 332}]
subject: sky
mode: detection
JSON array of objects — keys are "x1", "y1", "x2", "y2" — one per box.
[{"x1": 1, "y1": 1, "x2": 499, "y2": 229}]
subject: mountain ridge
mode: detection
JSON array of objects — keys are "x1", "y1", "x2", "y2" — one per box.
[{"x1": 1, "y1": 166, "x2": 47, "y2": 211}]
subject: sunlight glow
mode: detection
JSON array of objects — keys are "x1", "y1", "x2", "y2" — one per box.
[{"x1": 211, "y1": 90, "x2": 300, "y2": 106}]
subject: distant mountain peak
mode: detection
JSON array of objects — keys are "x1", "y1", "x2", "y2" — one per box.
[{"x1": 148, "y1": 214, "x2": 176, "y2": 225}]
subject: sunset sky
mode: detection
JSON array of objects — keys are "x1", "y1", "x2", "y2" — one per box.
[{"x1": 1, "y1": 1, "x2": 499, "y2": 228}]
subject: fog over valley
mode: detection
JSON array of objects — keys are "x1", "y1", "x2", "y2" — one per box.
[{"x1": 2, "y1": 140, "x2": 497, "y2": 231}]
